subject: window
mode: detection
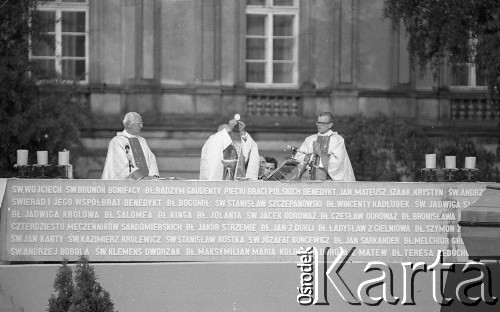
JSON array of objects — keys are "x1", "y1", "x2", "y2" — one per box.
[
  {"x1": 449, "y1": 63, "x2": 486, "y2": 88},
  {"x1": 31, "y1": 0, "x2": 88, "y2": 82},
  {"x1": 449, "y1": 37, "x2": 486, "y2": 89},
  {"x1": 246, "y1": 0, "x2": 298, "y2": 87}
]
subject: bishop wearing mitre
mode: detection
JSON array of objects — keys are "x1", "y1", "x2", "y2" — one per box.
[{"x1": 199, "y1": 116, "x2": 260, "y2": 180}]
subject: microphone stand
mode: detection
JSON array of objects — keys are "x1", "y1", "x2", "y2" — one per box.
[{"x1": 285, "y1": 147, "x2": 315, "y2": 179}]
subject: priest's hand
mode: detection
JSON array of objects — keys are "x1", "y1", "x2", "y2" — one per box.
[
  {"x1": 129, "y1": 170, "x2": 143, "y2": 180},
  {"x1": 238, "y1": 121, "x2": 246, "y2": 134},
  {"x1": 228, "y1": 119, "x2": 238, "y2": 131},
  {"x1": 313, "y1": 141, "x2": 322, "y2": 156}
]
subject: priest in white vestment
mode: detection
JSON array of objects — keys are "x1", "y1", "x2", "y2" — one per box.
[
  {"x1": 102, "y1": 112, "x2": 159, "y2": 180},
  {"x1": 199, "y1": 119, "x2": 260, "y2": 180},
  {"x1": 294, "y1": 112, "x2": 355, "y2": 181}
]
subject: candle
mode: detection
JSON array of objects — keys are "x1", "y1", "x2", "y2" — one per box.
[
  {"x1": 445, "y1": 156, "x2": 456, "y2": 169},
  {"x1": 17, "y1": 150, "x2": 28, "y2": 166},
  {"x1": 58, "y1": 150, "x2": 70, "y2": 166},
  {"x1": 37, "y1": 151, "x2": 48, "y2": 165},
  {"x1": 465, "y1": 157, "x2": 476, "y2": 169},
  {"x1": 425, "y1": 154, "x2": 436, "y2": 169}
]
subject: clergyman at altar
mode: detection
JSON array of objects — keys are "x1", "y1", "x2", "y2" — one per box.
[
  {"x1": 199, "y1": 118, "x2": 260, "y2": 180},
  {"x1": 101, "y1": 112, "x2": 160, "y2": 180},
  {"x1": 294, "y1": 112, "x2": 355, "y2": 181}
]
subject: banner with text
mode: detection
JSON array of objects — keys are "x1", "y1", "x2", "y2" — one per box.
[{"x1": 0, "y1": 179, "x2": 486, "y2": 263}]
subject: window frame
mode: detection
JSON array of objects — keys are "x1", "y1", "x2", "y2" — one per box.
[
  {"x1": 31, "y1": 0, "x2": 89, "y2": 83},
  {"x1": 448, "y1": 36, "x2": 487, "y2": 90},
  {"x1": 245, "y1": 0, "x2": 299, "y2": 88},
  {"x1": 448, "y1": 62, "x2": 487, "y2": 91}
]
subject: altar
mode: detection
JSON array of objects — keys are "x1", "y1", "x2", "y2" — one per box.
[{"x1": 0, "y1": 179, "x2": 498, "y2": 312}]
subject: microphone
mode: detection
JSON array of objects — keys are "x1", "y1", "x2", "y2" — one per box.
[
  {"x1": 284, "y1": 145, "x2": 298, "y2": 157},
  {"x1": 125, "y1": 144, "x2": 133, "y2": 172}
]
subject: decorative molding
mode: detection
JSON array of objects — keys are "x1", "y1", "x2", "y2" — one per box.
[
  {"x1": 339, "y1": 0, "x2": 354, "y2": 84},
  {"x1": 122, "y1": 0, "x2": 137, "y2": 80},
  {"x1": 246, "y1": 95, "x2": 301, "y2": 117},
  {"x1": 351, "y1": 0, "x2": 360, "y2": 87},
  {"x1": 450, "y1": 98, "x2": 498, "y2": 122},
  {"x1": 299, "y1": 0, "x2": 315, "y2": 86},
  {"x1": 200, "y1": 0, "x2": 221, "y2": 82},
  {"x1": 89, "y1": 0, "x2": 103, "y2": 83},
  {"x1": 391, "y1": 21, "x2": 411, "y2": 88},
  {"x1": 194, "y1": 0, "x2": 203, "y2": 82},
  {"x1": 142, "y1": 0, "x2": 155, "y2": 79},
  {"x1": 236, "y1": 0, "x2": 245, "y2": 86}
]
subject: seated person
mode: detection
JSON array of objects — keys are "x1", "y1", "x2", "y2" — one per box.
[
  {"x1": 199, "y1": 118, "x2": 260, "y2": 180},
  {"x1": 258, "y1": 156, "x2": 267, "y2": 180},
  {"x1": 264, "y1": 156, "x2": 278, "y2": 177},
  {"x1": 102, "y1": 112, "x2": 159, "y2": 180}
]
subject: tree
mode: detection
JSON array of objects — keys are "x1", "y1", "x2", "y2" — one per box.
[
  {"x1": 384, "y1": 0, "x2": 500, "y2": 99},
  {"x1": 69, "y1": 255, "x2": 116, "y2": 312},
  {"x1": 48, "y1": 258, "x2": 74, "y2": 312},
  {"x1": 341, "y1": 114, "x2": 434, "y2": 181},
  {"x1": 48, "y1": 256, "x2": 116, "y2": 312},
  {"x1": 0, "y1": 0, "x2": 88, "y2": 177},
  {"x1": 337, "y1": 114, "x2": 497, "y2": 181}
]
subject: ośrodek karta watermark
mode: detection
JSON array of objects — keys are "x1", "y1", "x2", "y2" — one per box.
[{"x1": 297, "y1": 247, "x2": 498, "y2": 306}]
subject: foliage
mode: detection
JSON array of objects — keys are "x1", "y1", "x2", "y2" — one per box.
[
  {"x1": 0, "y1": 0, "x2": 89, "y2": 178},
  {"x1": 338, "y1": 114, "x2": 434, "y2": 181},
  {"x1": 48, "y1": 255, "x2": 116, "y2": 312},
  {"x1": 69, "y1": 255, "x2": 116, "y2": 312},
  {"x1": 384, "y1": 0, "x2": 500, "y2": 98},
  {"x1": 48, "y1": 258, "x2": 74, "y2": 312},
  {"x1": 335, "y1": 114, "x2": 497, "y2": 181}
]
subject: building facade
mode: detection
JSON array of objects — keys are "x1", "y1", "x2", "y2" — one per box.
[{"x1": 35, "y1": 0, "x2": 497, "y2": 178}]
